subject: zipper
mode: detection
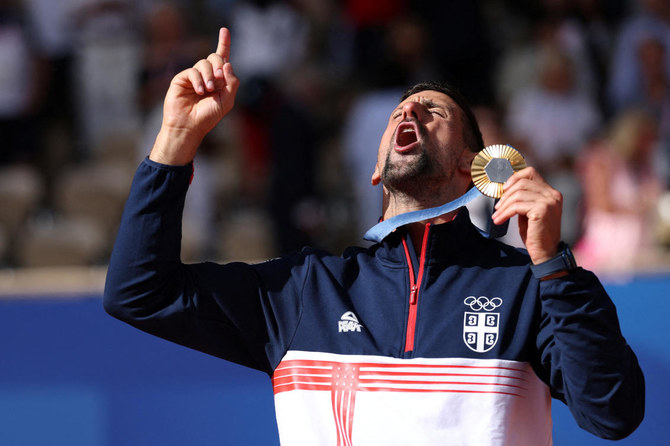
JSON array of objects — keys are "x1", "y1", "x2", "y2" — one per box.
[{"x1": 402, "y1": 223, "x2": 430, "y2": 353}]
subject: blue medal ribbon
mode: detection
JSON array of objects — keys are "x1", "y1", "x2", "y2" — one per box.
[{"x1": 363, "y1": 187, "x2": 484, "y2": 242}]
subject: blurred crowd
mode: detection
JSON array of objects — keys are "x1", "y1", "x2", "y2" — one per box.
[{"x1": 1, "y1": 0, "x2": 670, "y2": 278}]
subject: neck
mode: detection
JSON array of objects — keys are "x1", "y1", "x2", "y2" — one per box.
[
  {"x1": 379, "y1": 170, "x2": 472, "y2": 250},
  {"x1": 383, "y1": 188, "x2": 464, "y2": 253},
  {"x1": 382, "y1": 179, "x2": 469, "y2": 221}
]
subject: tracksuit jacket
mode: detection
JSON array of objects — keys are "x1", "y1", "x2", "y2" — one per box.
[{"x1": 104, "y1": 158, "x2": 645, "y2": 445}]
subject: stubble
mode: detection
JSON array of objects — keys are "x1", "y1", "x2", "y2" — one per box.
[{"x1": 381, "y1": 125, "x2": 455, "y2": 199}]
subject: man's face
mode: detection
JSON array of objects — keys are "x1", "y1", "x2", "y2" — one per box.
[{"x1": 372, "y1": 90, "x2": 471, "y2": 197}]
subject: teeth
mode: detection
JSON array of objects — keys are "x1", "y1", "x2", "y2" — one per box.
[{"x1": 402, "y1": 128, "x2": 415, "y2": 133}]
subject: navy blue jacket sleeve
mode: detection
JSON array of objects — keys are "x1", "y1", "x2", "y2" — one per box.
[
  {"x1": 534, "y1": 269, "x2": 645, "y2": 440},
  {"x1": 103, "y1": 159, "x2": 305, "y2": 374}
]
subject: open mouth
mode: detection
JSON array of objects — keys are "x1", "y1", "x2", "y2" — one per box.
[{"x1": 395, "y1": 122, "x2": 419, "y2": 150}]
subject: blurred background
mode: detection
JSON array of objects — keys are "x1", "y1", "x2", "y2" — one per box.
[
  {"x1": 0, "y1": 0, "x2": 670, "y2": 276},
  {"x1": 1, "y1": 0, "x2": 670, "y2": 444}
]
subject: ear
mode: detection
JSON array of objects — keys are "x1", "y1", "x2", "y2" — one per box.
[{"x1": 371, "y1": 163, "x2": 381, "y2": 186}]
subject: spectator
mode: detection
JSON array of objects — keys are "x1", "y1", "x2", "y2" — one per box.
[
  {"x1": 71, "y1": 0, "x2": 141, "y2": 156},
  {"x1": 233, "y1": 76, "x2": 319, "y2": 256},
  {"x1": 505, "y1": 45, "x2": 602, "y2": 243},
  {"x1": 505, "y1": 45, "x2": 602, "y2": 172},
  {"x1": 0, "y1": 1, "x2": 40, "y2": 165},
  {"x1": 637, "y1": 36, "x2": 670, "y2": 123},
  {"x1": 495, "y1": 0, "x2": 602, "y2": 110},
  {"x1": 607, "y1": 0, "x2": 670, "y2": 114},
  {"x1": 0, "y1": 0, "x2": 44, "y2": 265},
  {"x1": 571, "y1": 0, "x2": 627, "y2": 113},
  {"x1": 229, "y1": 0, "x2": 309, "y2": 82},
  {"x1": 637, "y1": 36, "x2": 670, "y2": 178},
  {"x1": 575, "y1": 108, "x2": 662, "y2": 277}
]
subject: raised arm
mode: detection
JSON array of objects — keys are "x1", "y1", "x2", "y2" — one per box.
[
  {"x1": 150, "y1": 27, "x2": 239, "y2": 166},
  {"x1": 103, "y1": 29, "x2": 281, "y2": 370},
  {"x1": 491, "y1": 167, "x2": 644, "y2": 438}
]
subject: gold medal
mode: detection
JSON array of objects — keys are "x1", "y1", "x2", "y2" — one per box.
[{"x1": 471, "y1": 144, "x2": 526, "y2": 198}]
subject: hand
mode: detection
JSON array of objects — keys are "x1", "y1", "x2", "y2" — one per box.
[
  {"x1": 491, "y1": 167, "x2": 563, "y2": 264},
  {"x1": 150, "y1": 27, "x2": 240, "y2": 165}
]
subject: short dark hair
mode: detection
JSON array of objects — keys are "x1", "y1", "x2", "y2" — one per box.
[{"x1": 400, "y1": 81, "x2": 484, "y2": 153}]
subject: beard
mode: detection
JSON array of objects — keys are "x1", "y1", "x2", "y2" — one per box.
[
  {"x1": 381, "y1": 127, "x2": 455, "y2": 197},
  {"x1": 381, "y1": 147, "x2": 434, "y2": 194}
]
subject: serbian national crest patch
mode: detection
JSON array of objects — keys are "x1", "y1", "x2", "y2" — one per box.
[{"x1": 463, "y1": 296, "x2": 502, "y2": 353}]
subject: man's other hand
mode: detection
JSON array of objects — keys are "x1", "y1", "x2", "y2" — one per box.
[{"x1": 150, "y1": 27, "x2": 239, "y2": 165}]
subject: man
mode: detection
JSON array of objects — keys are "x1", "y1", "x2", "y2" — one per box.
[{"x1": 104, "y1": 28, "x2": 644, "y2": 445}]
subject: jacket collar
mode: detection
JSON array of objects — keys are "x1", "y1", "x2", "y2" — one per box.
[{"x1": 373, "y1": 207, "x2": 482, "y2": 264}]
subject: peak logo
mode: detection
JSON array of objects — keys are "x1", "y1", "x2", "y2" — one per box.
[{"x1": 338, "y1": 311, "x2": 363, "y2": 333}]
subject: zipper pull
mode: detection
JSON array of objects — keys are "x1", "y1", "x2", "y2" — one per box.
[{"x1": 409, "y1": 285, "x2": 418, "y2": 305}]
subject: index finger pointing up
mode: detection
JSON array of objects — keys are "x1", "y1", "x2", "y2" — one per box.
[{"x1": 216, "y1": 27, "x2": 231, "y2": 62}]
